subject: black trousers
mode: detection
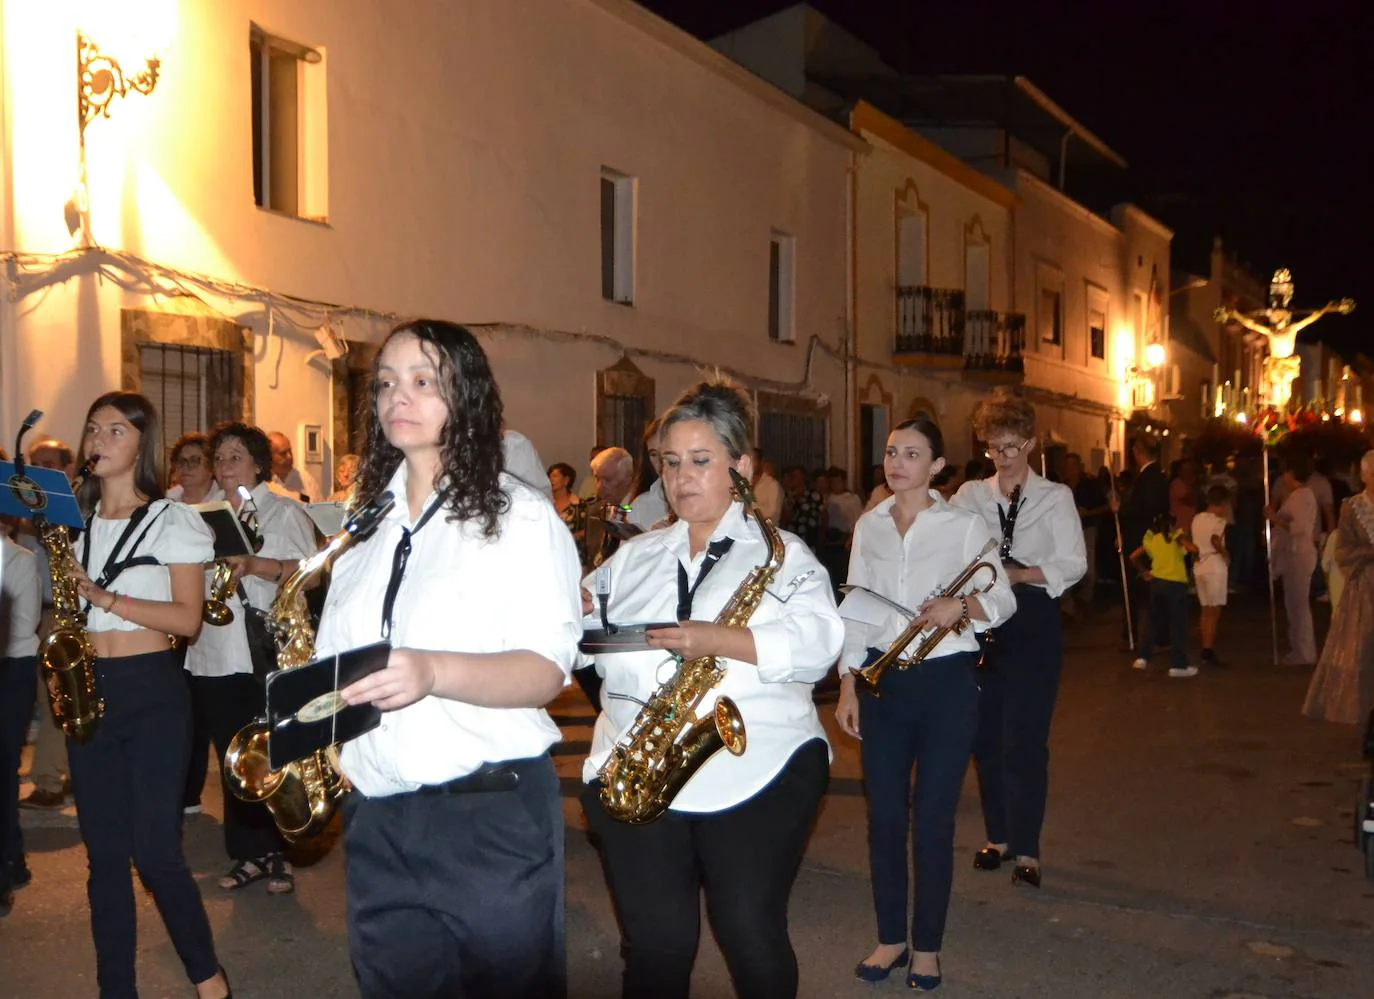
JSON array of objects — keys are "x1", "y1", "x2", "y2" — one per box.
[
  {"x1": 582, "y1": 739, "x2": 828, "y2": 999},
  {"x1": 1, "y1": 655, "x2": 36, "y2": 889},
  {"x1": 858, "y1": 651, "x2": 978, "y2": 952},
  {"x1": 343, "y1": 755, "x2": 565, "y2": 999},
  {"x1": 182, "y1": 666, "x2": 210, "y2": 809},
  {"x1": 67, "y1": 650, "x2": 219, "y2": 998},
  {"x1": 189, "y1": 672, "x2": 284, "y2": 861},
  {"x1": 974, "y1": 587, "x2": 1061, "y2": 861}
]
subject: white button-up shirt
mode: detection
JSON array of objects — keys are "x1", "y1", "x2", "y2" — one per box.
[
  {"x1": 582, "y1": 501, "x2": 843, "y2": 813},
  {"x1": 952, "y1": 471, "x2": 1087, "y2": 598},
  {"x1": 321, "y1": 465, "x2": 583, "y2": 798},
  {"x1": 626, "y1": 478, "x2": 669, "y2": 531},
  {"x1": 2, "y1": 537, "x2": 41, "y2": 658},
  {"x1": 840, "y1": 492, "x2": 1016, "y2": 671},
  {"x1": 185, "y1": 481, "x2": 319, "y2": 679}
]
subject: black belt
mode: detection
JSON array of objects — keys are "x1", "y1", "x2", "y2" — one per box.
[{"x1": 411, "y1": 756, "x2": 544, "y2": 797}]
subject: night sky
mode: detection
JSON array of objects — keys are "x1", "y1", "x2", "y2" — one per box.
[{"x1": 639, "y1": 0, "x2": 1372, "y2": 356}]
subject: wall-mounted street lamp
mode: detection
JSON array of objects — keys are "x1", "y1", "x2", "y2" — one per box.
[
  {"x1": 1143, "y1": 341, "x2": 1166, "y2": 369},
  {"x1": 77, "y1": 30, "x2": 160, "y2": 142}
]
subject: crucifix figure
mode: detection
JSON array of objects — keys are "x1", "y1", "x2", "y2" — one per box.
[{"x1": 1213, "y1": 269, "x2": 1355, "y2": 408}]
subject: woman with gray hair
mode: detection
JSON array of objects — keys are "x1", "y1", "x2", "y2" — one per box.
[
  {"x1": 580, "y1": 377, "x2": 843, "y2": 999},
  {"x1": 953, "y1": 389, "x2": 1084, "y2": 890}
]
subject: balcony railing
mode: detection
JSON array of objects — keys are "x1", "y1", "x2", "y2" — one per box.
[
  {"x1": 893, "y1": 286, "x2": 1024, "y2": 377},
  {"x1": 895, "y1": 286, "x2": 965, "y2": 356},
  {"x1": 964, "y1": 310, "x2": 1026, "y2": 374}
]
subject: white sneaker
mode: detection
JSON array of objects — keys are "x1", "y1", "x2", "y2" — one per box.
[
  {"x1": 1168, "y1": 666, "x2": 1199, "y2": 678},
  {"x1": 1132, "y1": 658, "x2": 1148, "y2": 671}
]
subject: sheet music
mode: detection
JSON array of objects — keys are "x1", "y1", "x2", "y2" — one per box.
[{"x1": 837, "y1": 584, "x2": 915, "y2": 628}]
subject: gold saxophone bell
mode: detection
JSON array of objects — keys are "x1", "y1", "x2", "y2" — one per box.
[
  {"x1": 597, "y1": 468, "x2": 779, "y2": 824},
  {"x1": 222, "y1": 490, "x2": 396, "y2": 841},
  {"x1": 851, "y1": 538, "x2": 1000, "y2": 698},
  {"x1": 203, "y1": 560, "x2": 235, "y2": 626}
]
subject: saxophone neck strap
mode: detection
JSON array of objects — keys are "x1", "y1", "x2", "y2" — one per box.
[
  {"x1": 676, "y1": 537, "x2": 734, "y2": 621},
  {"x1": 380, "y1": 496, "x2": 443, "y2": 640},
  {"x1": 81, "y1": 501, "x2": 165, "y2": 591}
]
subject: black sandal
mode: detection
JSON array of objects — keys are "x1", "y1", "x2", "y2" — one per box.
[
  {"x1": 266, "y1": 853, "x2": 295, "y2": 895},
  {"x1": 218, "y1": 857, "x2": 269, "y2": 891}
]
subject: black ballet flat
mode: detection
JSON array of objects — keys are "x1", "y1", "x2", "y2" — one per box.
[
  {"x1": 972, "y1": 846, "x2": 1007, "y2": 871},
  {"x1": 1011, "y1": 863, "x2": 1041, "y2": 888},
  {"x1": 854, "y1": 948, "x2": 909, "y2": 983},
  {"x1": 907, "y1": 955, "x2": 941, "y2": 991}
]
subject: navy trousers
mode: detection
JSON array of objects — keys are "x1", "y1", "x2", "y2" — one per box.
[
  {"x1": 858, "y1": 650, "x2": 979, "y2": 952},
  {"x1": 973, "y1": 586, "x2": 1062, "y2": 861},
  {"x1": 190, "y1": 672, "x2": 284, "y2": 861},
  {"x1": 66, "y1": 650, "x2": 219, "y2": 998},
  {"x1": 583, "y1": 739, "x2": 828, "y2": 999},
  {"x1": 343, "y1": 754, "x2": 565, "y2": 999},
  {"x1": 1, "y1": 655, "x2": 36, "y2": 890}
]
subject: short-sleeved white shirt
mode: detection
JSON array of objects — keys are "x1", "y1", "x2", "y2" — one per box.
[{"x1": 81, "y1": 499, "x2": 215, "y2": 634}]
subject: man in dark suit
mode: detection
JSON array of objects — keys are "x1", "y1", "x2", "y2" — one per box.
[{"x1": 1115, "y1": 435, "x2": 1170, "y2": 648}]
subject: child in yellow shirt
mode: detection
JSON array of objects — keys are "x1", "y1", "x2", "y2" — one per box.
[{"x1": 1129, "y1": 512, "x2": 1199, "y2": 677}]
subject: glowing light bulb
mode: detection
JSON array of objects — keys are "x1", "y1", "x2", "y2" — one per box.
[
  {"x1": 1235, "y1": 412, "x2": 1248, "y2": 425},
  {"x1": 1144, "y1": 342, "x2": 1166, "y2": 368}
]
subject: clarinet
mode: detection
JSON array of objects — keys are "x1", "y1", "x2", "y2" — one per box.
[{"x1": 979, "y1": 484, "x2": 1024, "y2": 670}]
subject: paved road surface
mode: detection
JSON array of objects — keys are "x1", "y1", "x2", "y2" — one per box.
[{"x1": 3, "y1": 595, "x2": 1372, "y2": 997}]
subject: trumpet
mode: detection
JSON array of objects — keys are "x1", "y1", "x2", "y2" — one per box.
[
  {"x1": 850, "y1": 538, "x2": 999, "y2": 697},
  {"x1": 203, "y1": 560, "x2": 235, "y2": 626},
  {"x1": 201, "y1": 485, "x2": 264, "y2": 625}
]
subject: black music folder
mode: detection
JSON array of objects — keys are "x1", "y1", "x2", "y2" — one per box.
[
  {"x1": 579, "y1": 623, "x2": 678, "y2": 654},
  {"x1": 191, "y1": 501, "x2": 256, "y2": 559},
  {"x1": 265, "y1": 641, "x2": 392, "y2": 771}
]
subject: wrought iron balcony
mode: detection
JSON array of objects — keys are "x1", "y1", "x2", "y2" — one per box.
[
  {"x1": 893, "y1": 286, "x2": 1025, "y2": 381},
  {"x1": 963, "y1": 310, "x2": 1026, "y2": 376},
  {"x1": 895, "y1": 286, "x2": 965, "y2": 356}
]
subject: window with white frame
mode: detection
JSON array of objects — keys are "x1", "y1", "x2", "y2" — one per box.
[
  {"x1": 1086, "y1": 283, "x2": 1108, "y2": 361},
  {"x1": 1039, "y1": 287, "x2": 1063, "y2": 347},
  {"x1": 251, "y1": 25, "x2": 328, "y2": 220},
  {"x1": 600, "y1": 169, "x2": 636, "y2": 304},
  {"x1": 897, "y1": 211, "x2": 927, "y2": 289},
  {"x1": 768, "y1": 231, "x2": 796, "y2": 342},
  {"x1": 964, "y1": 239, "x2": 990, "y2": 312}
]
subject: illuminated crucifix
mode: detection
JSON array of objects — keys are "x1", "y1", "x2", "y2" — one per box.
[{"x1": 1213, "y1": 269, "x2": 1355, "y2": 409}]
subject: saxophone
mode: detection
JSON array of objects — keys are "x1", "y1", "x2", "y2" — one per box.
[
  {"x1": 37, "y1": 458, "x2": 102, "y2": 742},
  {"x1": 221, "y1": 490, "x2": 395, "y2": 842},
  {"x1": 597, "y1": 468, "x2": 784, "y2": 824}
]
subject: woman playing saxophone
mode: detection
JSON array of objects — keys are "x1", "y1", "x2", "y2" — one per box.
[
  {"x1": 66, "y1": 391, "x2": 230, "y2": 999},
  {"x1": 327, "y1": 320, "x2": 582, "y2": 999},
  {"x1": 581, "y1": 378, "x2": 843, "y2": 999},
  {"x1": 836, "y1": 417, "x2": 1015, "y2": 992}
]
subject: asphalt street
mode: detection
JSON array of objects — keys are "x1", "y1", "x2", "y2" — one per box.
[{"x1": 3, "y1": 594, "x2": 1372, "y2": 998}]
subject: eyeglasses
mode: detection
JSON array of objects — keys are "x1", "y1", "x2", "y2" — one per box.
[
  {"x1": 984, "y1": 439, "x2": 1033, "y2": 460},
  {"x1": 176, "y1": 455, "x2": 206, "y2": 469}
]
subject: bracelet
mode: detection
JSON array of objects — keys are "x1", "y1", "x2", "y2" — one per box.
[{"x1": 104, "y1": 592, "x2": 118, "y2": 614}]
